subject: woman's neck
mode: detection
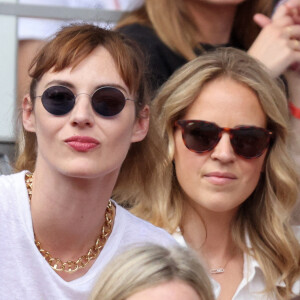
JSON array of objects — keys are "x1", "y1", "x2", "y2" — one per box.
[
  {"x1": 29, "y1": 163, "x2": 118, "y2": 261},
  {"x1": 181, "y1": 201, "x2": 244, "y2": 299},
  {"x1": 181, "y1": 201, "x2": 238, "y2": 268},
  {"x1": 185, "y1": 1, "x2": 239, "y2": 45}
]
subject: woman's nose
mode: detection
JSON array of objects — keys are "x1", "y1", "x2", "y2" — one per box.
[
  {"x1": 69, "y1": 94, "x2": 95, "y2": 128},
  {"x1": 210, "y1": 133, "x2": 236, "y2": 163}
]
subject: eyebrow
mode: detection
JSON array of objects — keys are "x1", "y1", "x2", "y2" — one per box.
[
  {"x1": 45, "y1": 80, "x2": 74, "y2": 89},
  {"x1": 44, "y1": 80, "x2": 129, "y2": 95}
]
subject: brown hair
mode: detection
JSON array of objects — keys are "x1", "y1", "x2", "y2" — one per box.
[
  {"x1": 116, "y1": 0, "x2": 272, "y2": 60},
  {"x1": 15, "y1": 24, "x2": 161, "y2": 175}
]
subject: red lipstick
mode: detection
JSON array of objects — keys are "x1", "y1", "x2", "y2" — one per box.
[{"x1": 64, "y1": 136, "x2": 100, "y2": 152}]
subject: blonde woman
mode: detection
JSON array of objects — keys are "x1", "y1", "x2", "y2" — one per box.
[
  {"x1": 116, "y1": 1, "x2": 300, "y2": 163},
  {"x1": 0, "y1": 24, "x2": 175, "y2": 299},
  {"x1": 89, "y1": 244, "x2": 214, "y2": 300},
  {"x1": 114, "y1": 48, "x2": 300, "y2": 299}
]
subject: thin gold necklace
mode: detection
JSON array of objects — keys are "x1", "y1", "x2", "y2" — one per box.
[
  {"x1": 25, "y1": 172, "x2": 114, "y2": 273},
  {"x1": 209, "y1": 255, "x2": 233, "y2": 274},
  {"x1": 209, "y1": 248, "x2": 237, "y2": 274},
  {"x1": 177, "y1": 226, "x2": 236, "y2": 275}
]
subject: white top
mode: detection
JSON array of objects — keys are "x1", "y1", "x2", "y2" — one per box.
[
  {"x1": 173, "y1": 227, "x2": 300, "y2": 299},
  {"x1": 18, "y1": 0, "x2": 144, "y2": 40},
  {"x1": 0, "y1": 171, "x2": 176, "y2": 300}
]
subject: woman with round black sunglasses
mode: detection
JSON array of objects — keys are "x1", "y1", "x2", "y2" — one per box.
[
  {"x1": 115, "y1": 48, "x2": 300, "y2": 299},
  {"x1": 0, "y1": 24, "x2": 176, "y2": 299}
]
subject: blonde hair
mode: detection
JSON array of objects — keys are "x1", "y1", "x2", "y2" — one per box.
[
  {"x1": 117, "y1": 0, "x2": 272, "y2": 60},
  {"x1": 89, "y1": 244, "x2": 214, "y2": 300},
  {"x1": 116, "y1": 48, "x2": 300, "y2": 299}
]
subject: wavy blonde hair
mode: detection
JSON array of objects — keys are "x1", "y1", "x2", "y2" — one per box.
[
  {"x1": 116, "y1": 48, "x2": 300, "y2": 299},
  {"x1": 89, "y1": 244, "x2": 214, "y2": 300},
  {"x1": 117, "y1": 0, "x2": 272, "y2": 60}
]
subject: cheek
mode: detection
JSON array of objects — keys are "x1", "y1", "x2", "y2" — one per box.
[
  {"x1": 249, "y1": 153, "x2": 266, "y2": 178},
  {"x1": 173, "y1": 133, "x2": 206, "y2": 188},
  {"x1": 35, "y1": 114, "x2": 62, "y2": 139},
  {"x1": 240, "y1": 155, "x2": 266, "y2": 195},
  {"x1": 102, "y1": 121, "x2": 136, "y2": 158}
]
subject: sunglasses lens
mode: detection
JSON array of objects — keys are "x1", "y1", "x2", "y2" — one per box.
[
  {"x1": 92, "y1": 87, "x2": 126, "y2": 117},
  {"x1": 181, "y1": 121, "x2": 220, "y2": 152},
  {"x1": 41, "y1": 86, "x2": 74, "y2": 116},
  {"x1": 231, "y1": 127, "x2": 270, "y2": 158},
  {"x1": 178, "y1": 121, "x2": 272, "y2": 158}
]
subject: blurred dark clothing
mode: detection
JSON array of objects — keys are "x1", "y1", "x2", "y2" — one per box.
[{"x1": 119, "y1": 24, "x2": 242, "y2": 95}]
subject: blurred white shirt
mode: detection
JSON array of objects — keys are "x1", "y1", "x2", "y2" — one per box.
[
  {"x1": 18, "y1": 0, "x2": 143, "y2": 40},
  {"x1": 173, "y1": 226, "x2": 300, "y2": 299}
]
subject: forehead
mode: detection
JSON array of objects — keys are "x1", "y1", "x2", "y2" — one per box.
[
  {"x1": 127, "y1": 280, "x2": 200, "y2": 300},
  {"x1": 36, "y1": 47, "x2": 129, "y2": 94},
  {"x1": 184, "y1": 77, "x2": 266, "y2": 128}
]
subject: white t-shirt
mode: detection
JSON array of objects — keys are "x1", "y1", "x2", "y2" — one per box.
[
  {"x1": 0, "y1": 171, "x2": 176, "y2": 300},
  {"x1": 18, "y1": 0, "x2": 144, "y2": 40},
  {"x1": 174, "y1": 227, "x2": 300, "y2": 299}
]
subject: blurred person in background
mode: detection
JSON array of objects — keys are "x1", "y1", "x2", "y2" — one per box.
[{"x1": 89, "y1": 244, "x2": 214, "y2": 300}]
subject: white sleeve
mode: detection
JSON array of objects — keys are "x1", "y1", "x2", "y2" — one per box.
[
  {"x1": 17, "y1": 0, "x2": 144, "y2": 40},
  {"x1": 18, "y1": 19, "x2": 67, "y2": 40},
  {"x1": 17, "y1": 0, "x2": 70, "y2": 40}
]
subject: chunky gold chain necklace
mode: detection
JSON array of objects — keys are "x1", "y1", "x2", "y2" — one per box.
[{"x1": 25, "y1": 172, "x2": 114, "y2": 273}]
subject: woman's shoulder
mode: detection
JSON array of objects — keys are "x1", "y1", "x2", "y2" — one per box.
[
  {"x1": 113, "y1": 202, "x2": 177, "y2": 247},
  {"x1": 0, "y1": 171, "x2": 28, "y2": 213},
  {"x1": 114, "y1": 202, "x2": 167, "y2": 232},
  {"x1": 0, "y1": 171, "x2": 26, "y2": 189}
]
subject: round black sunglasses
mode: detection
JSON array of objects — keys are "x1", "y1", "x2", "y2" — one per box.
[{"x1": 35, "y1": 85, "x2": 135, "y2": 117}]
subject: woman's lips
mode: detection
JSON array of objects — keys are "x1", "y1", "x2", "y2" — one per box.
[
  {"x1": 64, "y1": 136, "x2": 100, "y2": 152},
  {"x1": 204, "y1": 172, "x2": 237, "y2": 185}
]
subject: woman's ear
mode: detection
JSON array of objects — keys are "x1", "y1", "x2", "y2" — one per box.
[
  {"x1": 131, "y1": 105, "x2": 150, "y2": 143},
  {"x1": 22, "y1": 95, "x2": 36, "y2": 133}
]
